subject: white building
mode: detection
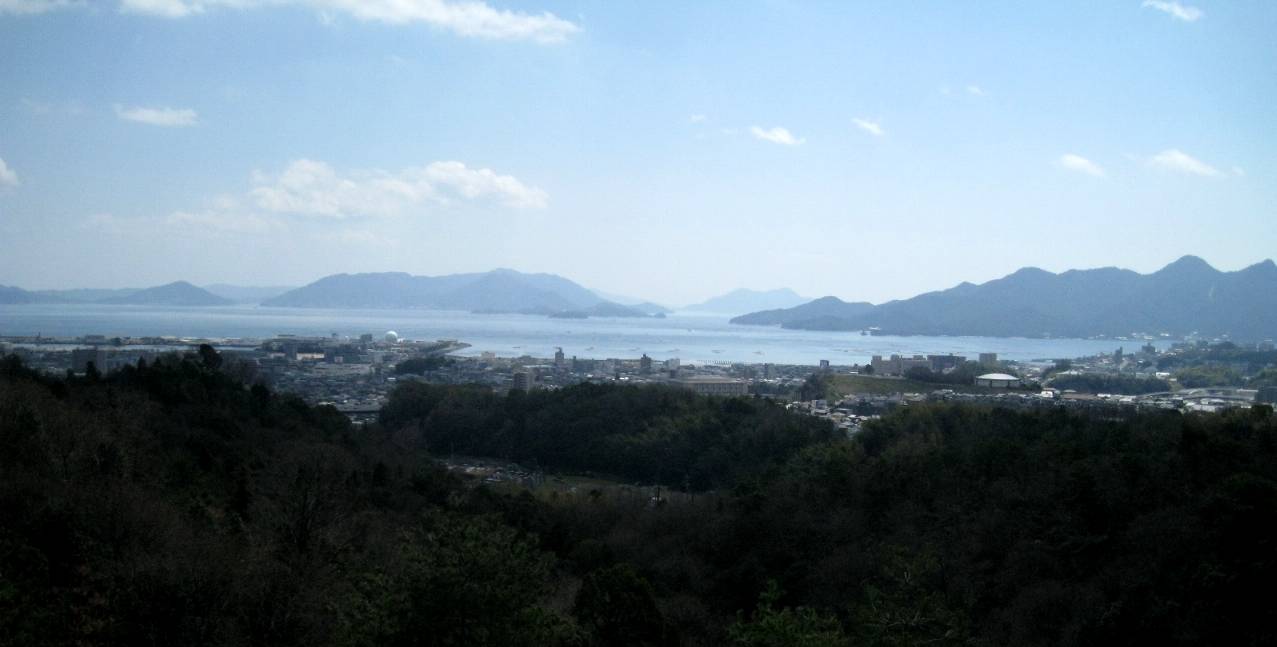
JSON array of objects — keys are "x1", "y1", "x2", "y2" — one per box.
[{"x1": 975, "y1": 373, "x2": 1021, "y2": 388}]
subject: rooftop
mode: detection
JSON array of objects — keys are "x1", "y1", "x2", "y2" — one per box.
[{"x1": 977, "y1": 373, "x2": 1020, "y2": 381}]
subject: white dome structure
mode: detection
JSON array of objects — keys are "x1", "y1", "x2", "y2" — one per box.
[
  {"x1": 384, "y1": 331, "x2": 400, "y2": 343},
  {"x1": 976, "y1": 373, "x2": 1021, "y2": 388}
]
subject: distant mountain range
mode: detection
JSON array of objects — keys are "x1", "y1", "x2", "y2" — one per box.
[
  {"x1": 1, "y1": 270, "x2": 665, "y2": 317},
  {"x1": 262, "y1": 269, "x2": 654, "y2": 317},
  {"x1": 1, "y1": 282, "x2": 277, "y2": 306},
  {"x1": 682, "y1": 288, "x2": 810, "y2": 315},
  {"x1": 10, "y1": 258, "x2": 1272, "y2": 338},
  {"x1": 731, "y1": 256, "x2": 1277, "y2": 340}
]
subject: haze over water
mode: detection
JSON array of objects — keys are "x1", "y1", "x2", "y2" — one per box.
[{"x1": 0, "y1": 305, "x2": 1165, "y2": 366}]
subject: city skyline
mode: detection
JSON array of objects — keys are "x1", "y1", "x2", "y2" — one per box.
[{"x1": 1, "y1": 0, "x2": 1275, "y2": 304}]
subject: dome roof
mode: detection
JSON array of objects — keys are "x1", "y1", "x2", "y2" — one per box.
[{"x1": 978, "y1": 373, "x2": 1019, "y2": 381}]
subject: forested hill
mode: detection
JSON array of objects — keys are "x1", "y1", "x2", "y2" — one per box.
[
  {"x1": 2, "y1": 350, "x2": 1275, "y2": 645},
  {"x1": 732, "y1": 255, "x2": 1277, "y2": 339},
  {"x1": 378, "y1": 381, "x2": 834, "y2": 490}
]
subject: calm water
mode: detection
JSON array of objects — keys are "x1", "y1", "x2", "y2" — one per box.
[{"x1": 0, "y1": 304, "x2": 1167, "y2": 366}]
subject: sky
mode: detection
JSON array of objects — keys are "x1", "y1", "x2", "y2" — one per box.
[{"x1": 0, "y1": 0, "x2": 1274, "y2": 306}]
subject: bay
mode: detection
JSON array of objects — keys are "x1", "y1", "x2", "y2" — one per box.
[{"x1": 0, "y1": 304, "x2": 1165, "y2": 366}]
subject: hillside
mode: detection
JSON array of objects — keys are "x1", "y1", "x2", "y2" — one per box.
[
  {"x1": 731, "y1": 295, "x2": 876, "y2": 326},
  {"x1": 99, "y1": 281, "x2": 233, "y2": 306},
  {"x1": 732, "y1": 256, "x2": 1277, "y2": 339},
  {"x1": 262, "y1": 268, "x2": 641, "y2": 315}
]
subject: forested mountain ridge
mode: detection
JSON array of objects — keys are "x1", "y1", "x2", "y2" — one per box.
[{"x1": 732, "y1": 256, "x2": 1277, "y2": 339}]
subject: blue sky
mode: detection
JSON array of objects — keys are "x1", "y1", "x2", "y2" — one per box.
[{"x1": 1, "y1": 0, "x2": 1274, "y2": 305}]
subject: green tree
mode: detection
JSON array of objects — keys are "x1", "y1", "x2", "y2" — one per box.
[
  {"x1": 574, "y1": 563, "x2": 664, "y2": 646},
  {"x1": 728, "y1": 581, "x2": 848, "y2": 647}
]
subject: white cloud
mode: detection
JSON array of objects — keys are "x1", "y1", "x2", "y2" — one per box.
[
  {"x1": 0, "y1": 0, "x2": 79, "y2": 14},
  {"x1": 689, "y1": 114, "x2": 707, "y2": 124},
  {"x1": 1059, "y1": 154, "x2": 1105, "y2": 178},
  {"x1": 749, "y1": 126, "x2": 804, "y2": 146},
  {"x1": 852, "y1": 118, "x2": 884, "y2": 137},
  {"x1": 1141, "y1": 0, "x2": 1203, "y2": 22},
  {"x1": 0, "y1": 157, "x2": 18, "y2": 188},
  {"x1": 117, "y1": 0, "x2": 580, "y2": 43},
  {"x1": 1149, "y1": 149, "x2": 1222, "y2": 177},
  {"x1": 966, "y1": 84, "x2": 985, "y2": 96},
  {"x1": 115, "y1": 104, "x2": 199, "y2": 127},
  {"x1": 250, "y1": 158, "x2": 548, "y2": 218}
]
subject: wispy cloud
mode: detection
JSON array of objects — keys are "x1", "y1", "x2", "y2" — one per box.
[
  {"x1": 749, "y1": 126, "x2": 804, "y2": 146},
  {"x1": 116, "y1": 0, "x2": 580, "y2": 43},
  {"x1": 1141, "y1": 0, "x2": 1203, "y2": 22},
  {"x1": 852, "y1": 117, "x2": 884, "y2": 137},
  {"x1": 1149, "y1": 149, "x2": 1221, "y2": 177},
  {"x1": 1058, "y1": 154, "x2": 1105, "y2": 178},
  {"x1": 250, "y1": 158, "x2": 548, "y2": 218},
  {"x1": 88, "y1": 159, "x2": 542, "y2": 237},
  {"x1": 0, "y1": 157, "x2": 19, "y2": 188},
  {"x1": 0, "y1": 0, "x2": 80, "y2": 14},
  {"x1": 689, "y1": 114, "x2": 707, "y2": 124},
  {"x1": 966, "y1": 84, "x2": 985, "y2": 96},
  {"x1": 115, "y1": 104, "x2": 199, "y2": 127}
]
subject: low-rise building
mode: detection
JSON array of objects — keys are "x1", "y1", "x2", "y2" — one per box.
[
  {"x1": 671, "y1": 375, "x2": 748, "y2": 397},
  {"x1": 975, "y1": 372, "x2": 1021, "y2": 388},
  {"x1": 871, "y1": 354, "x2": 931, "y2": 376}
]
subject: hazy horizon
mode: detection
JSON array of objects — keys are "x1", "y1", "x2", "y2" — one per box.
[{"x1": 2, "y1": 1, "x2": 1275, "y2": 305}]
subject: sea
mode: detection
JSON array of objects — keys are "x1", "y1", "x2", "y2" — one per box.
[{"x1": 0, "y1": 304, "x2": 1171, "y2": 366}]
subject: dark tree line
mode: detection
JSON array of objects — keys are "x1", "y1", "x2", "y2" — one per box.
[
  {"x1": 378, "y1": 381, "x2": 836, "y2": 490},
  {"x1": 394, "y1": 355, "x2": 455, "y2": 375},
  {"x1": 1048, "y1": 373, "x2": 1171, "y2": 394}
]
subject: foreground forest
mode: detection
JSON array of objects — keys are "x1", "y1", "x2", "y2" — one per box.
[{"x1": 2, "y1": 350, "x2": 1275, "y2": 646}]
